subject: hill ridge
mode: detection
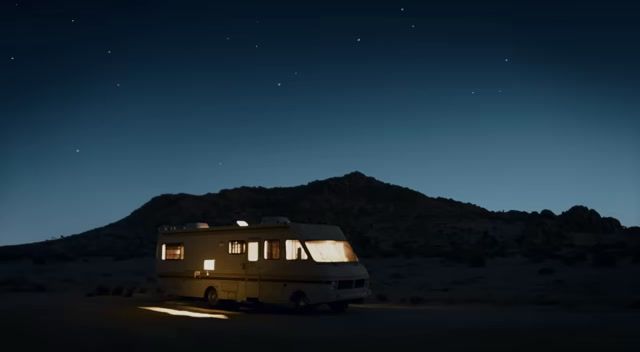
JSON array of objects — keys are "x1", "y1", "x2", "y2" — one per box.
[{"x1": 0, "y1": 171, "x2": 637, "y2": 261}]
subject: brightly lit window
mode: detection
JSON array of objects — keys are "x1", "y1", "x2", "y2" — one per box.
[
  {"x1": 203, "y1": 259, "x2": 215, "y2": 270},
  {"x1": 285, "y1": 239, "x2": 308, "y2": 260},
  {"x1": 248, "y1": 241, "x2": 259, "y2": 262},
  {"x1": 161, "y1": 243, "x2": 184, "y2": 260},
  {"x1": 264, "y1": 240, "x2": 281, "y2": 260},
  {"x1": 228, "y1": 240, "x2": 247, "y2": 255},
  {"x1": 304, "y1": 240, "x2": 358, "y2": 263}
]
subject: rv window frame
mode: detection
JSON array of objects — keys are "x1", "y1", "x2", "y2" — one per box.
[
  {"x1": 263, "y1": 239, "x2": 281, "y2": 260},
  {"x1": 285, "y1": 239, "x2": 309, "y2": 261},
  {"x1": 228, "y1": 240, "x2": 247, "y2": 255},
  {"x1": 162, "y1": 243, "x2": 185, "y2": 261}
]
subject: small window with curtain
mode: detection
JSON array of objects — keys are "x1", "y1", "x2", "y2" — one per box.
[
  {"x1": 161, "y1": 243, "x2": 184, "y2": 260},
  {"x1": 264, "y1": 239, "x2": 281, "y2": 260},
  {"x1": 285, "y1": 239, "x2": 308, "y2": 260},
  {"x1": 228, "y1": 240, "x2": 247, "y2": 255}
]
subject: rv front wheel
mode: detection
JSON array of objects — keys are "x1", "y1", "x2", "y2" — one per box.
[
  {"x1": 289, "y1": 291, "x2": 310, "y2": 312},
  {"x1": 204, "y1": 287, "x2": 219, "y2": 307}
]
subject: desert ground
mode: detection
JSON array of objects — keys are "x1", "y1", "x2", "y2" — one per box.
[
  {"x1": 1, "y1": 257, "x2": 639, "y2": 351},
  {"x1": 1, "y1": 292, "x2": 639, "y2": 351}
]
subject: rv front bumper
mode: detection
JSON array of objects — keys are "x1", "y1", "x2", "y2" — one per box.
[{"x1": 316, "y1": 278, "x2": 370, "y2": 303}]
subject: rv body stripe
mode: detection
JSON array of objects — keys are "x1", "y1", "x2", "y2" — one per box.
[{"x1": 157, "y1": 273, "x2": 335, "y2": 285}]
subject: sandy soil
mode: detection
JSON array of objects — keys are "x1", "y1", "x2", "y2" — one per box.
[
  {"x1": 0, "y1": 291, "x2": 639, "y2": 352},
  {"x1": 1, "y1": 256, "x2": 639, "y2": 351}
]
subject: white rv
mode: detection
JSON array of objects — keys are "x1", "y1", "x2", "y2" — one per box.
[{"x1": 156, "y1": 218, "x2": 370, "y2": 312}]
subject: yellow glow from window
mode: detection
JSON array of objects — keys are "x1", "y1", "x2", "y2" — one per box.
[
  {"x1": 304, "y1": 240, "x2": 358, "y2": 263},
  {"x1": 161, "y1": 243, "x2": 184, "y2": 260},
  {"x1": 139, "y1": 307, "x2": 228, "y2": 319},
  {"x1": 203, "y1": 259, "x2": 215, "y2": 270},
  {"x1": 248, "y1": 241, "x2": 258, "y2": 262},
  {"x1": 285, "y1": 239, "x2": 308, "y2": 260}
]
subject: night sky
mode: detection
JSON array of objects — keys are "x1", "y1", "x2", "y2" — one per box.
[{"x1": 2, "y1": 1, "x2": 639, "y2": 245}]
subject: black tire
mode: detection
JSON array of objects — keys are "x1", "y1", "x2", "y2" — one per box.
[
  {"x1": 328, "y1": 301, "x2": 349, "y2": 313},
  {"x1": 289, "y1": 291, "x2": 311, "y2": 313},
  {"x1": 204, "y1": 287, "x2": 219, "y2": 307}
]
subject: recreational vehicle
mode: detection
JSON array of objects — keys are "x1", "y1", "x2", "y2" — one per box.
[{"x1": 156, "y1": 217, "x2": 370, "y2": 312}]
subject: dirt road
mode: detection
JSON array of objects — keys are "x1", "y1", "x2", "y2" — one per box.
[{"x1": 1, "y1": 292, "x2": 639, "y2": 351}]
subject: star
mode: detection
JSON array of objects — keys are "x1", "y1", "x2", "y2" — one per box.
[
  {"x1": 10, "y1": 56, "x2": 15, "y2": 60},
  {"x1": 225, "y1": 37, "x2": 230, "y2": 40},
  {"x1": 276, "y1": 82, "x2": 282, "y2": 87},
  {"x1": 116, "y1": 83, "x2": 121, "y2": 87},
  {"x1": 411, "y1": 24, "x2": 416, "y2": 29},
  {"x1": 71, "y1": 19, "x2": 76, "y2": 23},
  {"x1": 504, "y1": 58, "x2": 510, "y2": 62},
  {"x1": 255, "y1": 44, "x2": 259, "y2": 48},
  {"x1": 356, "y1": 38, "x2": 361, "y2": 42},
  {"x1": 107, "y1": 50, "x2": 111, "y2": 54},
  {"x1": 400, "y1": 7, "x2": 405, "y2": 12},
  {"x1": 75, "y1": 149, "x2": 80, "y2": 153},
  {"x1": 498, "y1": 89, "x2": 503, "y2": 93},
  {"x1": 471, "y1": 91, "x2": 476, "y2": 95},
  {"x1": 294, "y1": 71, "x2": 298, "y2": 75},
  {"x1": 218, "y1": 162, "x2": 223, "y2": 166}
]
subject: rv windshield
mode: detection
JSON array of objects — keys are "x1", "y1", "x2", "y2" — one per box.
[{"x1": 304, "y1": 240, "x2": 358, "y2": 263}]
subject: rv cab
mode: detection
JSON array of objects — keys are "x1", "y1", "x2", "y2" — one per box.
[{"x1": 156, "y1": 218, "x2": 370, "y2": 312}]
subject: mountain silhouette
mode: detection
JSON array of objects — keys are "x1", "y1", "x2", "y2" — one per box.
[{"x1": 0, "y1": 171, "x2": 637, "y2": 261}]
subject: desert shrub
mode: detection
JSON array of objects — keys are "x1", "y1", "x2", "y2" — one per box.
[
  {"x1": 92, "y1": 285, "x2": 110, "y2": 296},
  {"x1": 111, "y1": 286, "x2": 124, "y2": 296},
  {"x1": 123, "y1": 287, "x2": 136, "y2": 297},
  {"x1": 0, "y1": 277, "x2": 46, "y2": 292},
  {"x1": 390, "y1": 272, "x2": 405, "y2": 279},
  {"x1": 468, "y1": 255, "x2": 486, "y2": 268},
  {"x1": 31, "y1": 257, "x2": 46, "y2": 265},
  {"x1": 532, "y1": 295, "x2": 559, "y2": 306},
  {"x1": 376, "y1": 293, "x2": 389, "y2": 302},
  {"x1": 592, "y1": 252, "x2": 617, "y2": 267},
  {"x1": 538, "y1": 267, "x2": 555, "y2": 275},
  {"x1": 561, "y1": 251, "x2": 588, "y2": 266},
  {"x1": 632, "y1": 249, "x2": 640, "y2": 264}
]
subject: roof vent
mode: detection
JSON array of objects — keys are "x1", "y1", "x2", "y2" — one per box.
[
  {"x1": 260, "y1": 216, "x2": 291, "y2": 225},
  {"x1": 184, "y1": 222, "x2": 209, "y2": 229}
]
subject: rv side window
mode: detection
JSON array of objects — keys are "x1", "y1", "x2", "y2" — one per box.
[
  {"x1": 285, "y1": 240, "x2": 308, "y2": 260},
  {"x1": 264, "y1": 240, "x2": 281, "y2": 260},
  {"x1": 161, "y1": 243, "x2": 184, "y2": 260},
  {"x1": 228, "y1": 240, "x2": 247, "y2": 255}
]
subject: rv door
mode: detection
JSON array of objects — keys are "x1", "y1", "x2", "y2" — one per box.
[{"x1": 243, "y1": 240, "x2": 260, "y2": 300}]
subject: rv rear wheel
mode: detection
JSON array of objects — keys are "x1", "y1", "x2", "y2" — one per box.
[
  {"x1": 204, "y1": 287, "x2": 219, "y2": 307},
  {"x1": 289, "y1": 291, "x2": 310, "y2": 312},
  {"x1": 328, "y1": 301, "x2": 349, "y2": 313}
]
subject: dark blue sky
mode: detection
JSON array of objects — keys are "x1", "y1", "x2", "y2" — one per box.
[{"x1": 2, "y1": 1, "x2": 639, "y2": 245}]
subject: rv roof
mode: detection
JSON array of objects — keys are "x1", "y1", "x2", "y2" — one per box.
[{"x1": 158, "y1": 223, "x2": 289, "y2": 235}]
